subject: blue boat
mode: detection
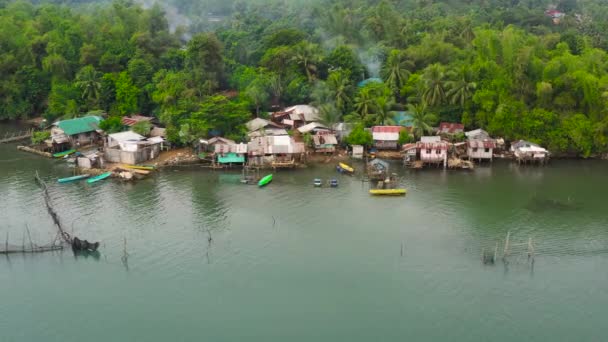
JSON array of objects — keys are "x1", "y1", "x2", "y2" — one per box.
[
  {"x1": 57, "y1": 174, "x2": 90, "y2": 183},
  {"x1": 330, "y1": 179, "x2": 338, "y2": 187},
  {"x1": 87, "y1": 172, "x2": 112, "y2": 184}
]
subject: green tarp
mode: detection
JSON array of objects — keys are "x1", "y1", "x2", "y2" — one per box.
[
  {"x1": 217, "y1": 153, "x2": 245, "y2": 164},
  {"x1": 57, "y1": 116, "x2": 102, "y2": 136}
]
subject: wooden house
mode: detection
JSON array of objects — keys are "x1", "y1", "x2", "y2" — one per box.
[
  {"x1": 417, "y1": 136, "x2": 448, "y2": 167},
  {"x1": 511, "y1": 140, "x2": 549, "y2": 164},
  {"x1": 313, "y1": 133, "x2": 338, "y2": 153},
  {"x1": 214, "y1": 142, "x2": 247, "y2": 166},
  {"x1": 438, "y1": 122, "x2": 464, "y2": 135},
  {"x1": 246, "y1": 118, "x2": 288, "y2": 137},
  {"x1": 372, "y1": 126, "x2": 403, "y2": 150},
  {"x1": 402, "y1": 143, "x2": 417, "y2": 165},
  {"x1": 51, "y1": 116, "x2": 103, "y2": 148},
  {"x1": 247, "y1": 136, "x2": 305, "y2": 167},
  {"x1": 466, "y1": 129, "x2": 496, "y2": 161}
]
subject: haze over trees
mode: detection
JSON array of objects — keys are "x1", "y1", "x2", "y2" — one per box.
[{"x1": 1, "y1": 0, "x2": 608, "y2": 155}]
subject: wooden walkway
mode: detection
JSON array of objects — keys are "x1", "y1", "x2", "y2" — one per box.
[{"x1": 0, "y1": 129, "x2": 33, "y2": 143}]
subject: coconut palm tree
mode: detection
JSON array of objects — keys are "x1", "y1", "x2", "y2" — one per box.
[
  {"x1": 292, "y1": 42, "x2": 322, "y2": 82},
  {"x1": 352, "y1": 87, "x2": 375, "y2": 124},
  {"x1": 327, "y1": 70, "x2": 352, "y2": 114},
  {"x1": 406, "y1": 103, "x2": 437, "y2": 138},
  {"x1": 75, "y1": 65, "x2": 101, "y2": 106},
  {"x1": 446, "y1": 66, "x2": 477, "y2": 108},
  {"x1": 381, "y1": 50, "x2": 412, "y2": 96},
  {"x1": 422, "y1": 63, "x2": 447, "y2": 107},
  {"x1": 318, "y1": 102, "x2": 342, "y2": 129},
  {"x1": 373, "y1": 95, "x2": 395, "y2": 126}
]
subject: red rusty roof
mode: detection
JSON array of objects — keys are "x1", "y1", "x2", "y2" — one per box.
[
  {"x1": 121, "y1": 115, "x2": 153, "y2": 126},
  {"x1": 417, "y1": 141, "x2": 449, "y2": 150},
  {"x1": 438, "y1": 122, "x2": 464, "y2": 134},
  {"x1": 468, "y1": 139, "x2": 496, "y2": 148},
  {"x1": 372, "y1": 126, "x2": 403, "y2": 133}
]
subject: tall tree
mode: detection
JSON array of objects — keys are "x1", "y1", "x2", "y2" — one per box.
[
  {"x1": 291, "y1": 41, "x2": 322, "y2": 82},
  {"x1": 422, "y1": 63, "x2": 447, "y2": 107},
  {"x1": 381, "y1": 50, "x2": 412, "y2": 97},
  {"x1": 75, "y1": 65, "x2": 101, "y2": 108},
  {"x1": 406, "y1": 103, "x2": 437, "y2": 138},
  {"x1": 446, "y1": 66, "x2": 477, "y2": 108}
]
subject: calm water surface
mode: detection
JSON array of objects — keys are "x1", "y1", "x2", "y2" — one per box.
[{"x1": 1, "y1": 124, "x2": 608, "y2": 341}]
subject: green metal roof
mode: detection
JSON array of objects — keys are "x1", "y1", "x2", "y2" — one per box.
[
  {"x1": 56, "y1": 116, "x2": 102, "y2": 136},
  {"x1": 217, "y1": 153, "x2": 245, "y2": 164}
]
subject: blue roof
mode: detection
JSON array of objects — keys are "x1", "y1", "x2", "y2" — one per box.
[
  {"x1": 392, "y1": 111, "x2": 413, "y2": 127},
  {"x1": 357, "y1": 78, "x2": 383, "y2": 88}
]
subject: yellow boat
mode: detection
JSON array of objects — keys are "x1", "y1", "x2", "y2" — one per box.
[
  {"x1": 369, "y1": 189, "x2": 407, "y2": 196},
  {"x1": 125, "y1": 165, "x2": 155, "y2": 171},
  {"x1": 338, "y1": 162, "x2": 354, "y2": 173}
]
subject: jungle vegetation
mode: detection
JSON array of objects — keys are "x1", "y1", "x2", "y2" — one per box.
[{"x1": 1, "y1": 0, "x2": 607, "y2": 155}]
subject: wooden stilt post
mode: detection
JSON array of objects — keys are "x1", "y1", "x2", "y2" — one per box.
[{"x1": 503, "y1": 231, "x2": 511, "y2": 259}]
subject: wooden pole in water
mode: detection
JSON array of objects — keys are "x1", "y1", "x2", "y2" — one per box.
[
  {"x1": 528, "y1": 237, "x2": 535, "y2": 261},
  {"x1": 494, "y1": 242, "x2": 499, "y2": 263},
  {"x1": 503, "y1": 231, "x2": 511, "y2": 259}
]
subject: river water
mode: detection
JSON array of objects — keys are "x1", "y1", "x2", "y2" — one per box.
[{"x1": 1, "y1": 124, "x2": 608, "y2": 341}]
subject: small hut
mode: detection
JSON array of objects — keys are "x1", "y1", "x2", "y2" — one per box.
[
  {"x1": 351, "y1": 145, "x2": 364, "y2": 159},
  {"x1": 511, "y1": 140, "x2": 549, "y2": 164},
  {"x1": 367, "y1": 158, "x2": 390, "y2": 181}
]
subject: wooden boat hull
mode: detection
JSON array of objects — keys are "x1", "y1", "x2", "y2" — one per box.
[
  {"x1": 258, "y1": 174, "x2": 273, "y2": 187},
  {"x1": 125, "y1": 165, "x2": 155, "y2": 171},
  {"x1": 87, "y1": 172, "x2": 112, "y2": 184},
  {"x1": 338, "y1": 162, "x2": 354, "y2": 173},
  {"x1": 53, "y1": 149, "x2": 76, "y2": 158},
  {"x1": 369, "y1": 189, "x2": 407, "y2": 196},
  {"x1": 57, "y1": 174, "x2": 90, "y2": 183}
]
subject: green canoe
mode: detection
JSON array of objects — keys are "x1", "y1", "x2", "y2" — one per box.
[
  {"x1": 53, "y1": 149, "x2": 76, "y2": 158},
  {"x1": 87, "y1": 172, "x2": 112, "y2": 184},
  {"x1": 258, "y1": 174, "x2": 273, "y2": 187},
  {"x1": 58, "y1": 174, "x2": 90, "y2": 183}
]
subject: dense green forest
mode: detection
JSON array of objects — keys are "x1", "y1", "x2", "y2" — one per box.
[{"x1": 2, "y1": 0, "x2": 608, "y2": 155}]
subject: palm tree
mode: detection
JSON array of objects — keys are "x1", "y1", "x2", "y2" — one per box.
[
  {"x1": 352, "y1": 87, "x2": 375, "y2": 124},
  {"x1": 327, "y1": 70, "x2": 352, "y2": 114},
  {"x1": 373, "y1": 95, "x2": 395, "y2": 125},
  {"x1": 406, "y1": 103, "x2": 437, "y2": 138},
  {"x1": 245, "y1": 82, "x2": 269, "y2": 117},
  {"x1": 381, "y1": 50, "x2": 412, "y2": 96},
  {"x1": 75, "y1": 65, "x2": 101, "y2": 106},
  {"x1": 268, "y1": 73, "x2": 283, "y2": 106},
  {"x1": 292, "y1": 42, "x2": 321, "y2": 82},
  {"x1": 318, "y1": 102, "x2": 342, "y2": 129},
  {"x1": 446, "y1": 66, "x2": 477, "y2": 108},
  {"x1": 422, "y1": 63, "x2": 447, "y2": 107}
]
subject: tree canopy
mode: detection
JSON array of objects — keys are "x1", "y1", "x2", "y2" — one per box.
[{"x1": 1, "y1": 0, "x2": 608, "y2": 155}]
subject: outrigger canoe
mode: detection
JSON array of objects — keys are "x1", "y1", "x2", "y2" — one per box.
[
  {"x1": 125, "y1": 165, "x2": 155, "y2": 171},
  {"x1": 337, "y1": 162, "x2": 354, "y2": 174},
  {"x1": 57, "y1": 174, "x2": 90, "y2": 183},
  {"x1": 258, "y1": 174, "x2": 273, "y2": 187},
  {"x1": 369, "y1": 188, "x2": 407, "y2": 196},
  {"x1": 87, "y1": 172, "x2": 112, "y2": 184},
  {"x1": 53, "y1": 149, "x2": 76, "y2": 158}
]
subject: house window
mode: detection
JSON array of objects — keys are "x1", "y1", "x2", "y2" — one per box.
[
  {"x1": 436, "y1": 149, "x2": 441, "y2": 154},
  {"x1": 473, "y1": 148, "x2": 478, "y2": 152},
  {"x1": 426, "y1": 149, "x2": 431, "y2": 154},
  {"x1": 485, "y1": 148, "x2": 490, "y2": 153}
]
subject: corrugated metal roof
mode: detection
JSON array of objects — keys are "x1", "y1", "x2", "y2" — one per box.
[
  {"x1": 56, "y1": 116, "x2": 102, "y2": 136},
  {"x1": 438, "y1": 122, "x2": 464, "y2": 134},
  {"x1": 468, "y1": 139, "x2": 496, "y2": 148},
  {"x1": 372, "y1": 126, "x2": 403, "y2": 133},
  {"x1": 421, "y1": 136, "x2": 441, "y2": 143},
  {"x1": 108, "y1": 131, "x2": 145, "y2": 143}
]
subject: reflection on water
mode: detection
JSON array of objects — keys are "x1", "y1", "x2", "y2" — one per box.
[{"x1": 2, "y1": 130, "x2": 608, "y2": 341}]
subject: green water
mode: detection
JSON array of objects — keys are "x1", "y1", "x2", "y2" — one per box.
[{"x1": 1, "y1": 124, "x2": 608, "y2": 341}]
